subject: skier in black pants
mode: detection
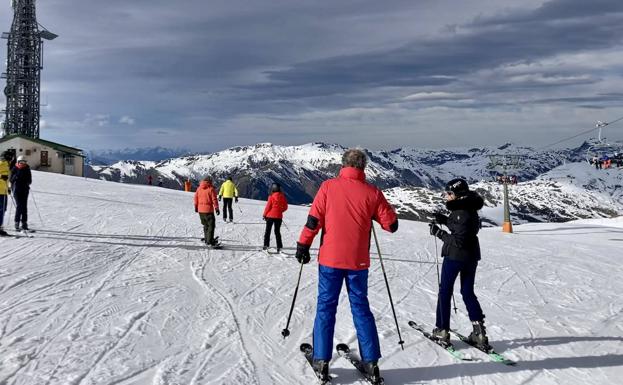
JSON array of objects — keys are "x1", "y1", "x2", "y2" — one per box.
[
  {"x1": 218, "y1": 177, "x2": 239, "y2": 223},
  {"x1": 10, "y1": 155, "x2": 32, "y2": 231},
  {"x1": 428, "y1": 178, "x2": 489, "y2": 349},
  {"x1": 262, "y1": 183, "x2": 288, "y2": 252}
]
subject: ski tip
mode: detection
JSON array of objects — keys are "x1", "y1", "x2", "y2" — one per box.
[
  {"x1": 300, "y1": 343, "x2": 312, "y2": 352},
  {"x1": 407, "y1": 320, "x2": 417, "y2": 327},
  {"x1": 335, "y1": 343, "x2": 349, "y2": 353}
]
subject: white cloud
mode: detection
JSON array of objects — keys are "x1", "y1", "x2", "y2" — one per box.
[
  {"x1": 84, "y1": 113, "x2": 110, "y2": 127},
  {"x1": 119, "y1": 116, "x2": 136, "y2": 125},
  {"x1": 403, "y1": 92, "x2": 466, "y2": 101}
]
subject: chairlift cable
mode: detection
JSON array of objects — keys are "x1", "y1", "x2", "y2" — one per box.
[{"x1": 539, "y1": 114, "x2": 623, "y2": 150}]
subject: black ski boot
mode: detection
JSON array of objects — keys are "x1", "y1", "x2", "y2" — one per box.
[
  {"x1": 312, "y1": 359, "x2": 330, "y2": 382},
  {"x1": 467, "y1": 320, "x2": 490, "y2": 350},
  {"x1": 432, "y1": 327, "x2": 450, "y2": 346},
  {"x1": 14, "y1": 222, "x2": 20, "y2": 231},
  {"x1": 21, "y1": 223, "x2": 29, "y2": 231},
  {"x1": 363, "y1": 361, "x2": 382, "y2": 384},
  {"x1": 0, "y1": 228, "x2": 8, "y2": 237}
]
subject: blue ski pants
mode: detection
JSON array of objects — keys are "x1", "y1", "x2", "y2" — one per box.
[
  {"x1": 313, "y1": 264, "x2": 381, "y2": 362},
  {"x1": 436, "y1": 258, "x2": 484, "y2": 330}
]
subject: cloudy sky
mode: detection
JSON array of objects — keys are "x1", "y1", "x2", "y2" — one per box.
[{"x1": 2, "y1": 0, "x2": 623, "y2": 152}]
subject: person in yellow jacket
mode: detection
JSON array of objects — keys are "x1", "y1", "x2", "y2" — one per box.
[
  {"x1": 0, "y1": 151, "x2": 12, "y2": 236},
  {"x1": 218, "y1": 176, "x2": 239, "y2": 222}
]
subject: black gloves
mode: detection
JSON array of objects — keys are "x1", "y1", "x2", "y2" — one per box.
[
  {"x1": 216, "y1": 209, "x2": 220, "y2": 216},
  {"x1": 0, "y1": 175, "x2": 7, "y2": 181},
  {"x1": 235, "y1": 197, "x2": 239, "y2": 203},
  {"x1": 194, "y1": 205, "x2": 198, "y2": 213},
  {"x1": 218, "y1": 196, "x2": 222, "y2": 201},
  {"x1": 429, "y1": 223, "x2": 446, "y2": 238},
  {"x1": 263, "y1": 216, "x2": 266, "y2": 221},
  {"x1": 295, "y1": 242, "x2": 311, "y2": 264},
  {"x1": 433, "y1": 212, "x2": 448, "y2": 225}
]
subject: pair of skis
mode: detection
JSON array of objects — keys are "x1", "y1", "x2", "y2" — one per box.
[
  {"x1": 199, "y1": 236, "x2": 223, "y2": 249},
  {"x1": 300, "y1": 343, "x2": 384, "y2": 385},
  {"x1": 11, "y1": 229, "x2": 35, "y2": 238},
  {"x1": 408, "y1": 321, "x2": 516, "y2": 365}
]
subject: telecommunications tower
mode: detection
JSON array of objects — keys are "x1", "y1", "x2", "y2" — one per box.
[{"x1": 1, "y1": 0, "x2": 57, "y2": 138}]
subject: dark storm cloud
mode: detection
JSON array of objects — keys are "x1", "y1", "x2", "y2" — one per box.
[
  {"x1": 472, "y1": 0, "x2": 623, "y2": 25},
  {"x1": 529, "y1": 93, "x2": 623, "y2": 105},
  {"x1": 253, "y1": 0, "x2": 623, "y2": 101}
]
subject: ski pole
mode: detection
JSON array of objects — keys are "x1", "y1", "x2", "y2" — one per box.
[
  {"x1": 8, "y1": 188, "x2": 17, "y2": 210},
  {"x1": 4, "y1": 185, "x2": 12, "y2": 225},
  {"x1": 434, "y1": 234, "x2": 441, "y2": 286},
  {"x1": 282, "y1": 220, "x2": 294, "y2": 241},
  {"x1": 433, "y1": 229, "x2": 458, "y2": 314},
  {"x1": 281, "y1": 260, "x2": 305, "y2": 339},
  {"x1": 30, "y1": 190, "x2": 45, "y2": 227},
  {"x1": 371, "y1": 224, "x2": 405, "y2": 350}
]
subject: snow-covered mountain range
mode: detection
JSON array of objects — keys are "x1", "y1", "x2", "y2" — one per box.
[
  {"x1": 87, "y1": 141, "x2": 622, "y2": 224},
  {"x1": 387, "y1": 162, "x2": 623, "y2": 224}
]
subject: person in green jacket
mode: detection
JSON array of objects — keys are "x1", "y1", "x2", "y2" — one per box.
[{"x1": 218, "y1": 176, "x2": 239, "y2": 222}]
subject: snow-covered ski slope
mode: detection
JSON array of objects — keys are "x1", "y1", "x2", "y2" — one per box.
[{"x1": 1, "y1": 171, "x2": 622, "y2": 385}]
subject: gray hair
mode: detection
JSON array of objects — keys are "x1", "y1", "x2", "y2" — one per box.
[{"x1": 342, "y1": 148, "x2": 367, "y2": 170}]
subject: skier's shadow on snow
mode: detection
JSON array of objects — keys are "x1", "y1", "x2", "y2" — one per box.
[
  {"x1": 360, "y1": 336, "x2": 623, "y2": 383},
  {"x1": 36, "y1": 229, "x2": 201, "y2": 242},
  {"x1": 494, "y1": 335, "x2": 623, "y2": 351},
  {"x1": 35, "y1": 230, "x2": 430, "y2": 262},
  {"x1": 370, "y1": 353, "x2": 623, "y2": 382}
]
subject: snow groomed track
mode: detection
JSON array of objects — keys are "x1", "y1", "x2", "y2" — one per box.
[{"x1": 0, "y1": 171, "x2": 621, "y2": 384}]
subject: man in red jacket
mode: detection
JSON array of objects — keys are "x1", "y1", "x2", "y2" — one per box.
[
  {"x1": 194, "y1": 177, "x2": 221, "y2": 247},
  {"x1": 296, "y1": 149, "x2": 398, "y2": 382}
]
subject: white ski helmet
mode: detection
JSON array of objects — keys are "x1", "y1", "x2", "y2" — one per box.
[{"x1": 17, "y1": 155, "x2": 27, "y2": 162}]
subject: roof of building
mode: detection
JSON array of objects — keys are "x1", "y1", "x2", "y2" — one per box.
[{"x1": 0, "y1": 134, "x2": 85, "y2": 157}]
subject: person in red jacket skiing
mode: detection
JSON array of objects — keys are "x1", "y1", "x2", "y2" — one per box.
[
  {"x1": 263, "y1": 182, "x2": 288, "y2": 252},
  {"x1": 194, "y1": 176, "x2": 221, "y2": 247},
  {"x1": 296, "y1": 148, "x2": 398, "y2": 382}
]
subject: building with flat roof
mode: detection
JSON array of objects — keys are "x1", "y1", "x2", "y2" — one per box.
[{"x1": 0, "y1": 134, "x2": 85, "y2": 177}]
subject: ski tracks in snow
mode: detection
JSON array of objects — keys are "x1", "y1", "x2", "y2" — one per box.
[{"x1": 3, "y1": 174, "x2": 623, "y2": 385}]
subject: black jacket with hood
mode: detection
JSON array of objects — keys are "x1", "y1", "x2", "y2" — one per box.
[{"x1": 439, "y1": 191, "x2": 484, "y2": 262}]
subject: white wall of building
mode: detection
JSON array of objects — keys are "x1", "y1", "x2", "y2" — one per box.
[{"x1": 0, "y1": 137, "x2": 84, "y2": 177}]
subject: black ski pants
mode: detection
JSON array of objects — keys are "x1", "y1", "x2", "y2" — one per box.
[
  {"x1": 436, "y1": 258, "x2": 484, "y2": 330},
  {"x1": 199, "y1": 213, "x2": 216, "y2": 244},
  {"x1": 13, "y1": 189, "x2": 28, "y2": 225},
  {"x1": 263, "y1": 218, "x2": 283, "y2": 249},
  {"x1": 222, "y1": 198, "x2": 234, "y2": 221}
]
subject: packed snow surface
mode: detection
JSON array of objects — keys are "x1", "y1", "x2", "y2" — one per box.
[{"x1": 0, "y1": 171, "x2": 621, "y2": 384}]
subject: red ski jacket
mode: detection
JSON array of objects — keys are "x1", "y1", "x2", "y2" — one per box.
[
  {"x1": 298, "y1": 167, "x2": 398, "y2": 270},
  {"x1": 263, "y1": 192, "x2": 288, "y2": 219},
  {"x1": 194, "y1": 180, "x2": 219, "y2": 214}
]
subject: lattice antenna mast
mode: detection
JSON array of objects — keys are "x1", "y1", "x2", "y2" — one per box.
[
  {"x1": 2, "y1": 0, "x2": 57, "y2": 139},
  {"x1": 488, "y1": 154, "x2": 523, "y2": 233}
]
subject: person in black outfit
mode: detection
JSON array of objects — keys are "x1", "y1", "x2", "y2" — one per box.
[
  {"x1": 428, "y1": 178, "x2": 489, "y2": 349},
  {"x1": 10, "y1": 155, "x2": 32, "y2": 231}
]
